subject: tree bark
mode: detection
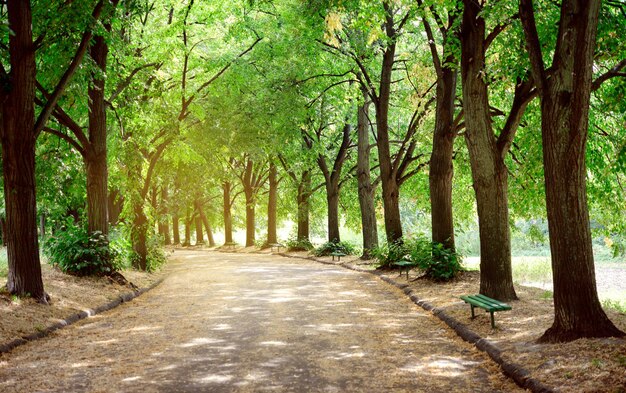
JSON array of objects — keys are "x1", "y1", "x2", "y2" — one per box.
[
  {"x1": 195, "y1": 201, "x2": 215, "y2": 247},
  {"x1": 85, "y1": 33, "x2": 109, "y2": 236},
  {"x1": 316, "y1": 122, "x2": 351, "y2": 244},
  {"x1": 245, "y1": 192, "x2": 256, "y2": 247},
  {"x1": 520, "y1": 0, "x2": 624, "y2": 342},
  {"x1": 223, "y1": 181, "x2": 234, "y2": 244},
  {"x1": 267, "y1": 161, "x2": 278, "y2": 245},
  {"x1": 172, "y1": 212, "x2": 180, "y2": 245},
  {"x1": 461, "y1": 0, "x2": 517, "y2": 301},
  {"x1": 161, "y1": 187, "x2": 171, "y2": 245},
  {"x1": 195, "y1": 216, "x2": 204, "y2": 246},
  {"x1": 325, "y1": 185, "x2": 340, "y2": 243},
  {"x1": 296, "y1": 170, "x2": 311, "y2": 242},
  {"x1": 375, "y1": 38, "x2": 403, "y2": 243},
  {"x1": 183, "y1": 211, "x2": 192, "y2": 247},
  {"x1": 1, "y1": 0, "x2": 46, "y2": 301},
  {"x1": 131, "y1": 203, "x2": 148, "y2": 270},
  {"x1": 357, "y1": 90, "x2": 378, "y2": 259},
  {"x1": 429, "y1": 65, "x2": 457, "y2": 250}
]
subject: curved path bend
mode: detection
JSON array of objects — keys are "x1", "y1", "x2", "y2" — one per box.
[{"x1": 0, "y1": 250, "x2": 520, "y2": 392}]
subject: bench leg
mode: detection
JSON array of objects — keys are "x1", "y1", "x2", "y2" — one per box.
[
  {"x1": 490, "y1": 311, "x2": 495, "y2": 329},
  {"x1": 470, "y1": 305, "x2": 475, "y2": 319}
]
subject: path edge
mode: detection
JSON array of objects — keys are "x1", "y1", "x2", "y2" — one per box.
[
  {"x1": 277, "y1": 252, "x2": 554, "y2": 393},
  {"x1": 0, "y1": 277, "x2": 165, "y2": 355}
]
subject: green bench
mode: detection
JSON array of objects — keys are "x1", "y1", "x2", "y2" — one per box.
[
  {"x1": 392, "y1": 260, "x2": 416, "y2": 279},
  {"x1": 330, "y1": 251, "x2": 346, "y2": 261},
  {"x1": 460, "y1": 294, "x2": 512, "y2": 328}
]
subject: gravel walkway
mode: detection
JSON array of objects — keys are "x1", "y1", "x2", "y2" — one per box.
[{"x1": 0, "y1": 250, "x2": 520, "y2": 392}]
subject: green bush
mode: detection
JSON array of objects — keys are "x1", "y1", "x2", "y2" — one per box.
[
  {"x1": 44, "y1": 220, "x2": 120, "y2": 276},
  {"x1": 285, "y1": 237, "x2": 314, "y2": 251},
  {"x1": 371, "y1": 240, "x2": 410, "y2": 267},
  {"x1": 417, "y1": 242, "x2": 463, "y2": 281},
  {"x1": 129, "y1": 232, "x2": 167, "y2": 273},
  {"x1": 372, "y1": 236, "x2": 463, "y2": 281},
  {"x1": 313, "y1": 240, "x2": 357, "y2": 257}
]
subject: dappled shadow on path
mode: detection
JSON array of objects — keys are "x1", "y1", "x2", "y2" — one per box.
[{"x1": 0, "y1": 250, "x2": 519, "y2": 392}]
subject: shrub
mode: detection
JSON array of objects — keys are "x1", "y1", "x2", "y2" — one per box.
[
  {"x1": 285, "y1": 237, "x2": 314, "y2": 251},
  {"x1": 372, "y1": 236, "x2": 463, "y2": 281},
  {"x1": 416, "y1": 242, "x2": 463, "y2": 281},
  {"x1": 313, "y1": 240, "x2": 357, "y2": 257},
  {"x1": 371, "y1": 240, "x2": 410, "y2": 268},
  {"x1": 129, "y1": 232, "x2": 167, "y2": 273},
  {"x1": 44, "y1": 220, "x2": 119, "y2": 276}
]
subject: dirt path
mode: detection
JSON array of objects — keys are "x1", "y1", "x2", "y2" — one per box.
[{"x1": 0, "y1": 250, "x2": 520, "y2": 392}]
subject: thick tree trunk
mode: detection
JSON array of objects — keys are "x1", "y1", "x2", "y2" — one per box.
[
  {"x1": 429, "y1": 65, "x2": 457, "y2": 250},
  {"x1": 195, "y1": 216, "x2": 204, "y2": 246},
  {"x1": 85, "y1": 34, "x2": 109, "y2": 236},
  {"x1": 375, "y1": 41, "x2": 403, "y2": 243},
  {"x1": 461, "y1": 0, "x2": 516, "y2": 301},
  {"x1": 357, "y1": 93, "x2": 378, "y2": 259},
  {"x1": 223, "y1": 182, "x2": 233, "y2": 244},
  {"x1": 325, "y1": 183, "x2": 340, "y2": 243},
  {"x1": 519, "y1": 0, "x2": 624, "y2": 342},
  {"x1": 172, "y1": 212, "x2": 180, "y2": 245},
  {"x1": 267, "y1": 161, "x2": 278, "y2": 245},
  {"x1": 131, "y1": 204, "x2": 148, "y2": 270},
  {"x1": 1, "y1": 0, "x2": 46, "y2": 301},
  {"x1": 296, "y1": 171, "x2": 311, "y2": 241}
]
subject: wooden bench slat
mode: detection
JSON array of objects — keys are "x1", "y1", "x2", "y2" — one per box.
[
  {"x1": 461, "y1": 296, "x2": 499, "y2": 311},
  {"x1": 474, "y1": 294, "x2": 512, "y2": 310},
  {"x1": 460, "y1": 293, "x2": 512, "y2": 328}
]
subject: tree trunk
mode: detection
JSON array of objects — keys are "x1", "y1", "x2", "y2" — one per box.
[
  {"x1": 429, "y1": 65, "x2": 457, "y2": 250},
  {"x1": 195, "y1": 202, "x2": 215, "y2": 247},
  {"x1": 1, "y1": 0, "x2": 46, "y2": 301},
  {"x1": 267, "y1": 161, "x2": 278, "y2": 245},
  {"x1": 519, "y1": 0, "x2": 624, "y2": 342},
  {"x1": 244, "y1": 190, "x2": 256, "y2": 247},
  {"x1": 325, "y1": 183, "x2": 340, "y2": 243},
  {"x1": 85, "y1": 33, "x2": 109, "y2": 236},
  {"x1": 223, "y1": 182, "x2": 233, "y2": 244},
  {"x1": 357, "y1": 91, "x2": 378, "y2": 259},
  {"x1": 204, "y1": 217, "x2": 215, "y2": 247},
  {"x1": 183, "y1": 211, "x2": 192, "y2": 246},
  {"x1": 296, "y1": 171, "x2": 311, "y2": 242},
  {"x1": 172, "y1": 212, "x2": 180, "y2": 245},
  {"x1": 461, "y1": 0, "x2": 517, "y2": 301},
  {"x1": 195, "y1": 216, "x2": 204, "y2": 246},
  {"x1": 131, "y1": 204, "x2": 148, "y2": 270},
  {"x1": 375, "y1": 40, "x2": 403, "y2": 243},
  {"x1": 161, "y1": 186, "x2": 170, "y2": 245}
]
